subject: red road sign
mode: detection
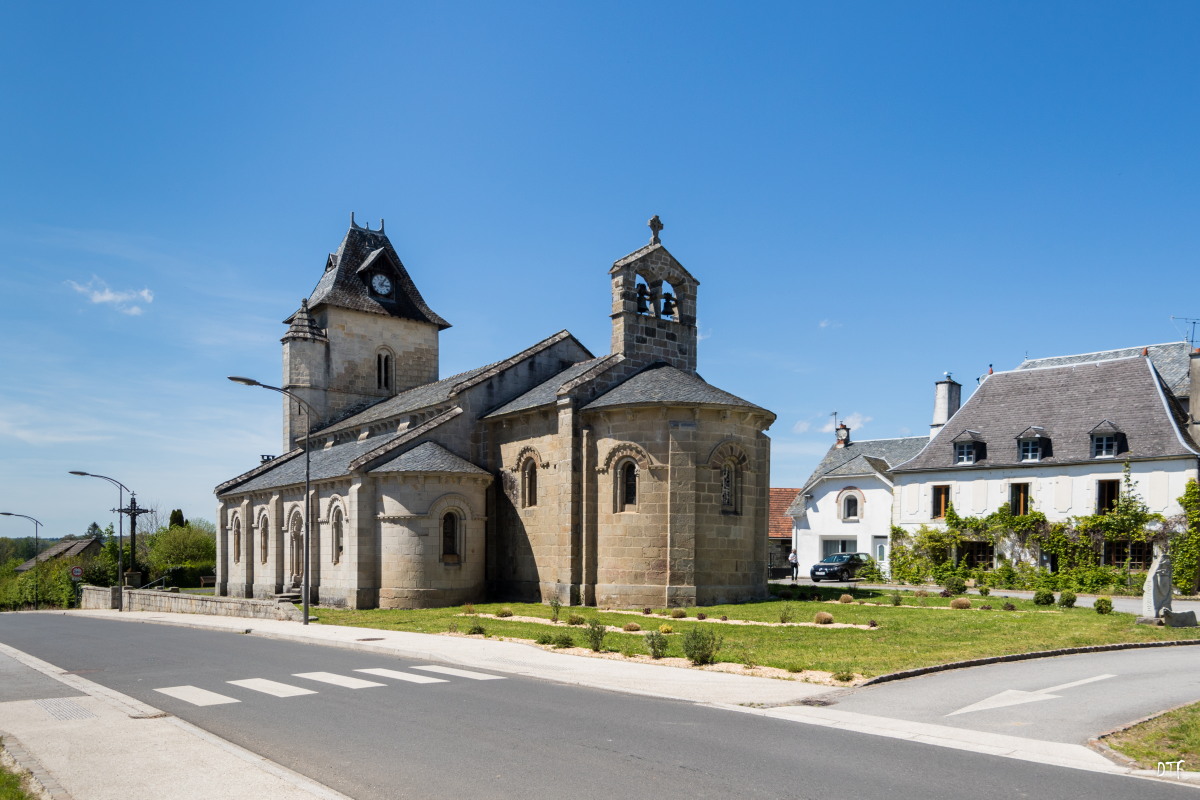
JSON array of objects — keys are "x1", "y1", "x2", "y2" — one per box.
[{"x1": 70, "y1": 566, "x2": 84, "y2": 579}]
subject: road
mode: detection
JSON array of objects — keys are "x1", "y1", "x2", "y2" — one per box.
[{"x1": 1, "y1": 614, "x2": 1196, "y2": 799}]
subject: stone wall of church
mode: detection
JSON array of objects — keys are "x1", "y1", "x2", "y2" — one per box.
[{"x1": 373, "y1": 473, "x2": 490, "y2": 608}]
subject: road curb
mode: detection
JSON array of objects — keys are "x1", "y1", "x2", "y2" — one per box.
[
  {"x1": 0, "y1": 731, "x2": 73, "y2": 800},
  {"x1": 862, "y1": 638, "x2": 1200, "y2": 685}
]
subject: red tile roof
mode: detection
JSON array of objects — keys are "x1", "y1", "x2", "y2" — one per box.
[{"x1": 769, "y1": 488, "x2": 799, "y2": 539}]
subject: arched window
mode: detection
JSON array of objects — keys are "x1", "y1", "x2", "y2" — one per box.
[
  {"x1": 843, "y1": 495, "x2": 859, "y2": 519},
  {"x1": 376, "y1": 350, "x2": 393, "y2": 391},
  {"x1": 232, "y1": 517, "x2": 241, "y2": 564},
  {"x1": 720, "y1": 461, "x2": 740, "y2": 514},
  {"x1": 441, "y1": 512, "x2": 460, "y2": 562},
  {"x1": 331, "y1": 506, "x2": 344, "y2": 565},
  {"x1": 522, "y1": 460, "x2": 538, "y2": 508},
  {"x1": 619, "y1": 461, "x2": 638, "y2": 511},
  {"x1": 258, "y1": 514, "x2": 270, "y2": 564}
]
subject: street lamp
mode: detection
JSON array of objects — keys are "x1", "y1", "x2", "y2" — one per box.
[
  {"x1": 0, "y1": 513, "x2": 42, "y2": 610},
  {"x1": 228, "y1": 375, "x2": 313, "y2": 625},
  {"x1": 69, "y1": 471, "x2": 131, "y2": 610}
]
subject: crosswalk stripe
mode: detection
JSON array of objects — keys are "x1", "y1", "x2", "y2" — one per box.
[
  {"x1": 355, "y1": 668, "x2": 448, "y2": 684},
  {"x1": 228, "y1": 678, "x2": 318, "y2": 697},
  {"x1": 154, "y1": 685, "x2": 240, "y2": 706},
  {"x1": 414, "y1": 665, "x2": 505, "y2": 681},
  {"x1": 293, "y1": 671, "x2": 386, "y2": 689}
]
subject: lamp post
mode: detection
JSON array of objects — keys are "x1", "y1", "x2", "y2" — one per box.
[
  {"x1": 229, "y1": 375, "x2": 313, "y2": 625},
  {"x1": 1, "y1": 513, "x2": 42, "y2": 610},
  {"x1": 69, "y1": 471, "x2": 131, "y2": 610}
]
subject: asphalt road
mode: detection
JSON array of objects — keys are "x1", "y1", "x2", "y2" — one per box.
[
  {"x1": 1, "y1": 614, "x2": 1195, "y2": 800},
  {"x1": 833, "y1": 646, "x2": 1200, "y2": 743}
]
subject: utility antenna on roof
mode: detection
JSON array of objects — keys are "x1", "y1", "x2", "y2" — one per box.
[
  {"x1": 830, "y1": 410, "x2": 838, "y2": 429},
  {"x1": 1170, "y1": 316, "x2": 1200, "y2": 348}
]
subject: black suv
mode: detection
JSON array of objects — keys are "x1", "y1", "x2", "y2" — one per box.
[{"x1": 810, "y1": 552, "x2": 871, "y2": 582}]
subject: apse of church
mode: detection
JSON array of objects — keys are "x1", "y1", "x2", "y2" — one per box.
[{"x1": 216, "y1": 215, "x2": 775, "y2": 609}]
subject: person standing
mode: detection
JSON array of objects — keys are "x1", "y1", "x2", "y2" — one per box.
[{"x1": 787, "y1": 548, "x2": 799, "y2": 581}]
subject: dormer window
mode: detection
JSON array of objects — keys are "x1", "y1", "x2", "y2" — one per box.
[
  {"x1": 955, "y1": 442, "x2": 976, "y2": 464},
  {"x1": 952, "y1": 430, "x2": 985, "y2": 465},
  {"x1": 1092, "y1": 434, "x2": 1117, "y2": 458},
  {"x1": 1019, "y1": 439, "x2": 1041, "y2": 462}
]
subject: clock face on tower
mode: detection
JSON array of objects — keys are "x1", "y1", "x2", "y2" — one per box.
[{"x1": 371, "y1": 273, "x2": 393, "y2": 296}]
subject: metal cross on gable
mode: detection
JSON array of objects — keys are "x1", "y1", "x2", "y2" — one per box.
[{"x1": 648, "y1": 215, "x2": 663, "y2": 244}]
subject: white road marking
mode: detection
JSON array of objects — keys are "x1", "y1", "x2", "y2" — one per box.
[
  {"x1": 293, "y1": 671, "x2": 386, "y2": 689},
  {"x1": 154, "y1": 685, "x2": 241, "y2": 706},
  {"x1": 228, "y1": 678, "x2": 318, "y2": 697},
  {"x1": 947, "y1": 674, "x2": 1116, "y2": 716},
  {"x1": 414, "y1": 665, "x2": 505, "y2": 681},
  {"x1": 355, "y1": 668, "x2": 447, "y2": 684}
]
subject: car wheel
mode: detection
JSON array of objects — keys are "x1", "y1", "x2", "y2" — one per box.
[
  {"x1": 811, "y1": 576, "x2": 820, "y2": 583},
  {"x1": 837, "y1": 570, "x2": 848, "y2": 582}
]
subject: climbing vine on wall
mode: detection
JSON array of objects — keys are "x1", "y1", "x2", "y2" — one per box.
[{"x1": 1172, "y1": 479, "x2": 1200, "y2": 594}]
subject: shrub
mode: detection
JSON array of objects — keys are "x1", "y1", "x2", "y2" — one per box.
[
  {"x1": 696, "y1": 612, "x2": 707, "y2": 620},
  {"x1": 567, "y1": 613, "x2": 586, "y2": 626},
  {"x1": 463, "y1": 602, "x2": 475, "y2": 615},
  {"x1": 1057, "y1": 590, "x2": 1077, "y2": 609},
  {"x1": 810, "y1": 592, "x2": 822, "y2": 601},
  {"x1": 979, "y1": 604, "x2": 992, "y2": 611},
  {"x1": 644, "y1": 630, "x2": 668, "y2": 659},
  {"x1": 914, "y1": 589, "x2": 929, "y2": 598},
  {"x1": 584, "y1": 619, "x2": 607, "y2": 652},
  {"x1": 670, "y1": 608, "x2": 687, "y2": 619},
  {"x1": 949, "y1": 597, "x2": 971, "y2": 610},
  {"x1": 447, "y1": 621, "x2": 459, "y2": 633},
  {"x1": 623, "y1": 622, "x2": 641, "y2": 632},
  {"x1": 890, "y1": 593, "x2": 902, "y2": 606},
  {"x1": 549, "y1": 596, "x2": 562, "y2": 623},
  {"x1": 680, "y1": 627, "x2": 723, "y2": 665},
  {"x1": 814, "y1": 611, "x2": 834, "y2": 625},
  {"x1": 619, "y1": 642, "x2": 638, "y2": 658},
  {"x1": 978, "y1": 586, "x2": 991, "y2": 597},
  {"x1": 466, "y1": 622, "x2": 487, "y2": 636},
  {"x1": 642, "y1": 607, "x2": 652, "y2": 615},
  {"x1": 719, "y1": 615, "x2": 728, "y2": 621},
  {"x1": 778, "y1": 604, "x2": 795, "y2": 624},
  {"x1": 778, "y1": 589, "x2": 793, "y2": 600},
  {"x1": 1095, "y1": 597, "x2": 1114, "y2": 615},
  {"x1": 939, "y1": 589, "x2": 953, "y2": 598},
  {"x1": 496, "y1": 607, "x2": 513, "y2": 618},
  {"x1": 1033, "y1": 589, "x2": 1055, "y2": 606},
  {"x1": 658, "y1": 624, "x2": 674, "y2": 634},
  {"x1": 838, "y1": 594, "x2": 854, "y2": 604},
  {"x1": 942, "y1": 575, "x2": 968, "y2": 595},
  {"x1": 833, "y1": 671, "x2": 855, "y2": 682},
  {"x1": 1002, "y1": 602, "x2": 1016, "y2": 611},
  {"x1": 551, "y1": 631, "x2": 574, "y2": 648},
  {"x1": 868, "y1": 619, "x2": 878, "y2": 628},
  {"x1": 535, "y1": 632, "x2": 554, "y2": 645}
]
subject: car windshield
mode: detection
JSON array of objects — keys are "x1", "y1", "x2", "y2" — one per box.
[{"x1": 821, "y1": 554, "x2": 849, "y2": 563}]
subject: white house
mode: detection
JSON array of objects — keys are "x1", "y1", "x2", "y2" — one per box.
[
  {"x1": 787, "y1": 425, "x2": 927, "y2": 573},
  {"x1": 891, "y1": 343, "x2": 1200, "y2": 569}
]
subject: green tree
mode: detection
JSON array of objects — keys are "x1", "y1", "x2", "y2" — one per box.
[
  {"x1": 146, "y1": 523, "x2": 215, "y2": 576},
  {"x1": 168, "y1": 509, "x2": 187, "y2": 529},
  {"x1": 1172, "y1": 479, "x2": 1200, "y2": 594}
]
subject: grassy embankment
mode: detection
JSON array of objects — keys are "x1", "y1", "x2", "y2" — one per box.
[
  {"x1": 314, "y1": 585, "x2": 1200, "y2": 678},
  {"x1": 1107, "y1": 703, "x2": 1200, "y2": 770},
  {"x1": 0, "y1": 741, "x2": 35, "y2": 800}
]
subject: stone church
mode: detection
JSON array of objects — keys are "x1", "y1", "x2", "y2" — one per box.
[{"x1": 215, "y1": 215, "x2": 776, "y2": 609}]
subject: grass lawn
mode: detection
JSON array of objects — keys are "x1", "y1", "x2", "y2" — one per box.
[
  {"x1": 1107, "y1": 702, "x2": 1200, "y2": 769},
  {"x1": 0, "y1": 742, "x2": 34, "y2": 800},
  {"x1": 313, "y1": 585, "x2": 1200, "y2": 678}
]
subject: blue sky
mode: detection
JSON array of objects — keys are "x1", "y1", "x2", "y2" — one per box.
[{"x1": 2, "y1": 2, "x2": 1198, "y2": 538}]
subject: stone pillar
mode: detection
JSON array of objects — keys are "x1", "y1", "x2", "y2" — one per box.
[
  {"x1": 580, "y1": 426, "x2": 597, "y2": 605},
  {"x1": 666, "y1": 420, "x2": 697, "y2": 607}
]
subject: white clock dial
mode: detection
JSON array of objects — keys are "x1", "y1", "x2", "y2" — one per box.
[{"x1": 371, "y1": 274, "x2": 392, "y2": 295}]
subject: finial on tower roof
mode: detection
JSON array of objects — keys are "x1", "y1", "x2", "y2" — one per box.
[
  {"x1": 648, "y1": 215, "x2": 663, "y2": 245},
  {"x1": 350, "y1": 211, "x2": 356, "y2": 227}
]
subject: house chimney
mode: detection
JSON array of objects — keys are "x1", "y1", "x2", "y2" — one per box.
[
  {"x1": 1190, "y1": 348, "x2": 1200, "y2": 444},
  {"x1": 835, "y1": 423, "x2": 851, "y2": 448},
  {"x1": 931, "y1": 374, "x2": 962, "y2": 436}
]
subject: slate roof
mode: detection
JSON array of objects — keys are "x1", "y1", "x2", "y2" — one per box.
[
  {"x1": 368, "y1": 441, "x2": 489, "y2": 475},
  {"x1": 295, "y1": 220, "x2": 450, "y2": 329},
  {"x1": 581, "y1": 363, "x2": 770, "y2": 414},
  {"x1": 484, "y1": 356, "x2": 616, "y2": 418},
  {"x1": 225, "y1": 430, "x2": 410, "y2": 495},
  {"x1": 799, "y1": 436, "x2": 930, "y2": 493},
  {"x1": 1017, "y1": 341, "x2": 1192, "y2": 399},
  {"x1": 769, "y1": 488, "x2": 799, "y2": 539},
  {"x1": 895, "y1": 356, "x2": 1199, "y2": 472},
  {"x1": 17, "y1": 537, "x2": 101, "y2": 572}
]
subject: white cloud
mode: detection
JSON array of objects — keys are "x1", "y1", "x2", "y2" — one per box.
[
  {"x1": 67, "y1": 276, "x2": 154, "y2": 315},
  {"x1": 818, "y1": 319, "x2": 842, "y2": 330},
  {"x1": 820, "y1": 412, "x2": 872, "y2": 433},
  {"x1": 791, "y1": 419, "x2": 811, "y2": 433}
]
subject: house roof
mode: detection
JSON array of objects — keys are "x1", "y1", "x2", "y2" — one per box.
[
  {"x1": 1017, "y1": 341, "x2": 1192, "y2": 399},
  {"x1": 368, "y1": 441, "x2": 490, "y2": 475},
  {"x1": 294, "y1": 219, "x2": 450, "y2": 330},
  {"x1": 799, "y1": 436, "x2": 930, "y2": 494},
  {"x1": 17, "y1": 537, "x2": 101, "y2": 572},
  {"x1": 484, "y1": 355, "x2": 618, "y2": 418},
  {"x1": 895, "y1": 356, "x2": 1199, "y2": 472},
  {"x1": 581, "y1": 363, "x2": 771, "y2": 415},
  {"x1": 769, "y1": 488, "x2": 798, "y2": 539}
]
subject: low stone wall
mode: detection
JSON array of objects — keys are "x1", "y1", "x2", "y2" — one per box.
[{"x1": 79, "y1": 585, "x2": 304, "y2": 622}]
